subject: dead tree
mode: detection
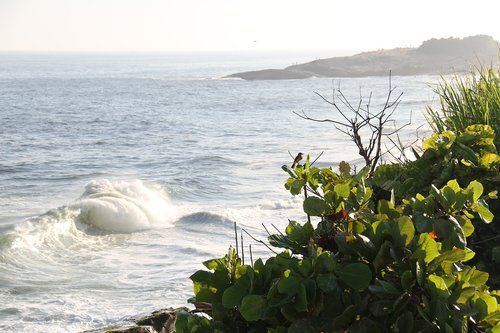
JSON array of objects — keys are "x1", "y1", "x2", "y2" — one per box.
[{"x1": 294, "y1": 73, "x2": 409, "y2": 177}]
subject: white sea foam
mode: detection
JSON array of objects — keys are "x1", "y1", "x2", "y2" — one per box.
[
  {"x1": 74, "y1": 179, "x2": 177, "y2": 233},
  {"x1": 0, "y1": 179, "x2": 177, "y2": 264}
]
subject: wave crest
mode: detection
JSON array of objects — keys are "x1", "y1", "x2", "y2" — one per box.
[{"x1": 74, "y1": 179, "x2": 177, "y2": 232}]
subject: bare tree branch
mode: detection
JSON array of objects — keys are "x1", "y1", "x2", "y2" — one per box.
[{"x1": 296, "y1": 72, "x2": 410, "y2": 177}]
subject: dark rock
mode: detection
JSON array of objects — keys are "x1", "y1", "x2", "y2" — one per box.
[
  {"x1": 134, "y1": 307, "x2": 189, "y2": 333},
  {"x1": 107, "y1": 326, "x2": 155, "y2": 333},
  {"x1": 84, "y1": 307, "x2": 189, "y2": 333},
  {"x1": 227, "y1": 68, "x2": 315, "y2": 80}
]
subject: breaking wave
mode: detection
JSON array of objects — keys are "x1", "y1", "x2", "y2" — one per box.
[{"x1": 74, "y1": 179, "x2": 177, "y2": 232}]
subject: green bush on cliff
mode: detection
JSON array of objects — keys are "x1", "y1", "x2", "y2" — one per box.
[
  {"x1": 425, "y1": 65, "x2": 500, "y2": 148},
  {"x1": 178, "y1": 161, "x2": 499, "y2": 332}
]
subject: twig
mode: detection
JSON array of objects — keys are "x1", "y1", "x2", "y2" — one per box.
[
  {"x1": 472, "y1": 234, "x2": 500, "y2": 245},
  {"x1": 249, "y1": 244, "x2": 254, "y2": 268},
  {"x1": 271, "y1": 223, "x2": 284, "y2": 236},
  {"x1": 241, "y1": 233, "x2": 245, "y2": 265},
  {"x1": 234, "y1": 221, "x2": 239, "y2": 256},
  {"x1": 310, "y1": 151, "x2": 324, "y2": 166},
  {"x1": 242, "y1": 228, "x2": 279, "y2": 255}
]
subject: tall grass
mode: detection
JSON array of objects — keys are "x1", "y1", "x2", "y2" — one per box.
[{"x1": 426, "y1": 64, "x2": 500, "y2": 146}]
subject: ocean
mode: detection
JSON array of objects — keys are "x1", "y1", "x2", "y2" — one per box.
[{"x1": 0, "y1": 52, "x2": 438, "y2": 332}]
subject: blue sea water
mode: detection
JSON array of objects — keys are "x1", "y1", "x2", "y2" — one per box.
[{"x1": 0, "y1": 52, "x2": 438, "y2": 332}]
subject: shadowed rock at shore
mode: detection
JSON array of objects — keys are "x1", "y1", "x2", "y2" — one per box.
[
  {"x1": 227, "y1": 35, "x2": 500, "y2": 80},
  {"x1": 83, "y1": 307, "x2": 189, "y2": 333}
]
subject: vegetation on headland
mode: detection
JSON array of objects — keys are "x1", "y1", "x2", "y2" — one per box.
[
  {"x1": 173, "y1": 61, "x2": 500, "y2": 333},
  {"x1": 228, "y1": 35, "x2": 499, "y2": 80}
]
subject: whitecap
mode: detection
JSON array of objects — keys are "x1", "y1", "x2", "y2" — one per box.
[{"x1": 74, "y1": 179, "x2": 177, "y2": 233}]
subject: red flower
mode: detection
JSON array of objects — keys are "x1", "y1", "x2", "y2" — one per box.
[{"x1": 428, "y1": 226, "x2": 438, "y2": 239}]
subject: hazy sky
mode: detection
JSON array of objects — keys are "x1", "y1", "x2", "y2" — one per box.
[{"x1": 1, "y1": 0, "x2": 499, "y2": 53}]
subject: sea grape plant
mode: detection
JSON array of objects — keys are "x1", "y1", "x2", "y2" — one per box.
[
  {"x1": 373, "y1": 124, "x2": 499, "y2": 201},
  {"x1": 179, "y1": 161, "x2": 500, "y2": 332},
  {"x1": 373, "y1": 124, "x2": 500, "y2": 288}
]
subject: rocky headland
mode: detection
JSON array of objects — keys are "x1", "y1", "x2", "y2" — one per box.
[{"x1": 228, "y1": 35, "x2": 499, "y2": 80}]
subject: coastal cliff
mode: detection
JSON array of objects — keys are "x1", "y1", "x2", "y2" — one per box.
[{"x1": 228, "y1": 35, "x2": 499, "y2": 80}]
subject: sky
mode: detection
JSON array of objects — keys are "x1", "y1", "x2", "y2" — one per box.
[{"x1": 0, "y1": 0, "x2": 499, "y2": 54}]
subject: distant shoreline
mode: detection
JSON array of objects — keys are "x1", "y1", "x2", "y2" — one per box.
[{"x1": 227, "y1": 35, "x2": 500, "y2": 80}]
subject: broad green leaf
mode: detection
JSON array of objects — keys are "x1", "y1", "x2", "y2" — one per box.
[
  {"x1": 314, "y1": 252, "x2": 336, "y2": 273},
  {"x1": 286, "y1": 220, "x2": 314, "y2": 245},
  {"x1": 455, "y1": 215, "x2": 474, "y2": 237},
  {"x1": 467, "y1": 180, "x2": 484, "y2": 202},
  {"x1": 413, "y1": 213, "x2": 433, "y2": 233},
  {"x1": 303, "y1": 196, "x2": 328, "y2": 216},
  {"x1": 453, "y1": 191, "x2": 469, "y2": 211},
  {"x1": 472, "y1": 294, "x2": 498, "y2": 320},
  {"x1": 454, "y1": 141, "x2": 479, "y2": 164},
  {"x1": 316, "y1": 273, "x2": 338, "y2": 293},
  {"x1": 368, "y1": 280, "x2": 400, "y2": 297},
  {"x1": 428, "y1": 274, "x2": 451, "y2": 298},
  {"x1": 222, "y1": 283, "x2": 248, "y2": 308},
  {"x1": 449, "y1": 215, "x2": 467, "y2": 249},
  {"x1": 467, "y1": 268, "x2": 489, "y2": 287},
  {"x1": 203, "y1": 258, "x2": 227, "y2": 271},
  {"x1": 289, "y1": 179, "x2": 306, "y2": 195},
  {"x1": 294, "y1": 284, "x2": 308, "y2": 312},
  {"x1": 401, "y1": 270, "x2": 415, "y2": 291},
  {"x1": 429, "y1": 248, "x2": 467, "y2": 270},
  {"x1": 195, "y1": 286, "x2": 218, "y2": 303},
  {"x1": 412, "y1": 233, "x2": 440, "y2": 264},
  {"x1": 336, "y1": 263, "x2": 372, "y2": 290},
  {"x1": 416, "y1": 260, "x2": 424, "y2": 286},
  {"x1": 476, "y1": 204, "x2": 494, "y2": 223},
  {"x1": 479, "y1": 153, "x2": 500, "y2": 169},
  {"x1": 282, "y1": 164, "x2": 297, "y2": 178},
  {"x1": 446, "y1": 179, "x2": 461, "y2": 192},
  {"x1": 394, "y1": 216, "x2": 415, "y2": 247},
  {"x1": 240, "y1": 294, "x2": 266, "y2": 321},
  {"x1": 432, "y1": 184, "x2": 450, "y2": 211},
  {"x1": 334, "y1": 183, "x2": 350, "y2": 199},
  {"x1": 331, "y1": 304, "x2": 358, "y2": 329},
  {"x1": 190, "y1": 270, "x2": 211, "y2": 284},
  {"x1": 433, "y1": 297, "x2": 449, "y2": 329},
  {"x1": 278, "y1": 272, "x2": 300, "y2": 296},
  {"x1": 423, "y1": 134, "x2": 440, "y2": 150}
]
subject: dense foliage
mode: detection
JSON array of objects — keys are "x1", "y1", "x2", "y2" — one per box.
[
  {"x1": 176, "y1": 158, "x2": 499, "y2": 332},
  {"x1": 176, "y1": 66, "x2": 500, "y2": 332},
  {"x1": 425, "y1": 66, "x2": 500, "y2": 148}
]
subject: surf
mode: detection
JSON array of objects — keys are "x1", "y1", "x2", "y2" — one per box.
[{"x1": 74, "y1": 179, "x2": 177, "y2": 233}]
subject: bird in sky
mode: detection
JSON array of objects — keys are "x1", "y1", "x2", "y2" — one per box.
[{"x1": 291, "y1": 152, "x2": 303, "y2": 168}]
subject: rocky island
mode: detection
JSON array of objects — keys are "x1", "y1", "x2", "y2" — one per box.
[{"x1": 228, "y1": 35, "x2": 499, "y2": 80}]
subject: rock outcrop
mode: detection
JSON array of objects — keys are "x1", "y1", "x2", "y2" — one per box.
[
  {"x1": 84, "y1": 307, "x2": 189, "y2": 333},
  {"x1": 228, "y1": 35, "x2": 499, "y2": 80}
]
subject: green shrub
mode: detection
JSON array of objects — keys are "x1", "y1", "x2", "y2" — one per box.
[
  {"x1": 373, "y1": 124, "x2": 499, "y2": 202},
  {"x1": 425, "y1": 65, "x2": 500, "y2": 148},
  {"x1": 180, "y1": 66, "x2": 500, "y2": 332},
  {"x1": 181, "y1": 163, "x2": 499, "y2": 332},
  {"x1": 373, "y1": 125, "x2": 500, "y2": 288}
]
